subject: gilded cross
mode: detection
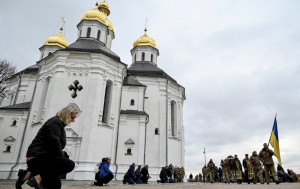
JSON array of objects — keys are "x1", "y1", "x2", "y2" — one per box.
[
  {"x1": 60, "y1": 17, "x2": 65, "y2": 31},
  {"x1": 68, "y1": 80, "x2": 83, "y2": 98}
]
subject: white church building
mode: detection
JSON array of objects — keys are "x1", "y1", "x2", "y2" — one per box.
[{"x1": 0, "y1": 1, "x2": 186, "y2": 180}]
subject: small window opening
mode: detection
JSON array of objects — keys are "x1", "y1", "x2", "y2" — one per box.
[
  {"x1": 87, "y1": 27, "x2": 91, "y2": 37},
  {"x1": 11, "y1": 120, "x2": 17, "y2": 126},
  {"x1": 97, "y1": 30, "x2": 101, "y2": 40},
  {"x1": 48, "y1": 52, "x2": 52, "y2": 56},
  {"x1": 134, "y1": 54, "x2": 137, "y2": 62},
  {"x1": 126, "y1": 148, "x2": 132, "y2": 155},
  {"x1": 5, "y1": 146, "x2": 11, "y2": 152},
  {"x1": 142, "y1": 52, "x2": 145, "y2": 61},
  {"x1": 151, "y1": 54, "x2": 153, "y2": 62},
  {"x1": 130, "y1": 99, "x2": 134, "y2": 106},
  {"x1": 155, "y1": 128, "x2": 159, "y2": 135},
  {"x1": 79, "y1": 29, "x2": 82, "y2": 39}
]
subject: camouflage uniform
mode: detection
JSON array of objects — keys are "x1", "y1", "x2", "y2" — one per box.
[
  {"x1": 233, "y1": 156, "x2": 243, "y2": 184},
  {"x1": 202, "y1": 166, "x2": 208, "y2": 183},
  {"x1": 221, "y1": 159, "x2": 230, "y2": 183},
  {"x1": 250, "y1": 152, "x2": 264, "y2": 184},
  {"x1": 179, "y1": 167, "x2": 185, "y2": 182},
  {"x1": 207, "y1": 159, "x2": 215, "y2": 183},
  {"x1": 259, "y1": 146, "x2": 279, "y2": 183}
]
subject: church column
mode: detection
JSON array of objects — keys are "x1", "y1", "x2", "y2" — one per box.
[{"x1": 138, "y1": 116, "x2": 146, "y2": 165}]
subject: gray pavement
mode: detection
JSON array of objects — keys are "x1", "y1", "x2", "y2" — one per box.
[{"x1": 0, "y1": 180, "x2": 299, "y2": 189}]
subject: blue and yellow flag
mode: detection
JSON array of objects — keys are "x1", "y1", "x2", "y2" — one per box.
[{"x1": 269, "y1": 117, "x2": 282, "y2": 165}]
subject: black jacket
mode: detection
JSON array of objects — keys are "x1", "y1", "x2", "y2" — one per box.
[{"x1": 26, "y1": 116, "x2": 66, "y2": 157}]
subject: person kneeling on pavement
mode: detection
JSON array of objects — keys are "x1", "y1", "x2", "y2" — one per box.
[
  {"x1": 123, "y1": 163, "x2": 136, "y2": 184},
  {"x1": 96, "y1": 157, "x2": 114, "y2": 186}
]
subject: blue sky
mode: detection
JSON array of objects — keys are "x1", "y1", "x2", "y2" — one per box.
[{"x1": 1, "y1": 0, "x2": 300, "y2": 174}]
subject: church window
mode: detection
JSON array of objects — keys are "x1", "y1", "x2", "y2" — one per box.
[
  {"x1": 97, "y1": 30, "x2": 101, "y2": 40},
  {"x1": 130, "y1": 99, "x2": 134, "y2": 106},
  {"x1": 142, "y1": 52, "x2": 145, "y2": 61},
  {"x1": 126, "y1": 148, "x2": 132, "y2": 155},
  {"x1": 134, "y1": 54, "x2": 137, "y2": 62},
  {"x1": 102, "y1": 81, "x2": 112, "y2": 124},
  {"x1": 36, "y1": 77, "x2": 50, "y2": 123},
  {"x1": 4, "y1": 146, "x2": 11, "y2": 152},
  {"x1": 151, "y1": 54, "x2": 153, "y2": 63},
  {"x1": 155, "y1": 128, "x2": 159, "y2": 135},
  {"x1": 41, "y1": 53, "x2": 44, "y2": 59},
  {"x1": 171, "y1": 100, "x2": 177, "y2": 137},
  {"x1": 87, "y1": 27, "x2": 91, "y2": 37},
  {"x1": 48, "y1": 52, "x2": 51, "y2": 56},
  {"x1": 11, "y1": 120, "x2": 17, "y2": 126}
]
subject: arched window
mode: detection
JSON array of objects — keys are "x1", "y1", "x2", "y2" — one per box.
[
  {"x1": 36, "y1": 77, "x2": 50, "y2": 122},
  {"x1": 87, "y1": 27, "x2": 91, "y2": 37},
  {"x1": 130, "y1": 99, "x2": 134, "y2": 106},
  {"x1": 102, "y1": 81, "x2": 112, "y2": 124},
  {"x1": 11, "y1": 120, "x2": 17, "y2": 126},
  {"x1": 126, "y1": 148, "x2": 132, "y2": 155},
  {"x1": 48, "y1": 52, "x2": 51, "y2": 56},
  {"x1": 171, "y1": 100, "x2": 177, "y2": 137},
  {"x1": 142, "y1": 52, "x2": 145, "y2": 61},
  {"x1": 151, "y1": 54, "x2": 153, "y2": 63},
  {"x1": 134, "y1": 54, "x2": 137, "y2": 62},
  {"x1": 97, "y1": 30, "x2": 101, "y2": 40}
]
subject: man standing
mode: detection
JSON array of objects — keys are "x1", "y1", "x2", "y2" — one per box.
[
  {"x1": 243, "y1": 154, "x2": 254, "y2": 184},
  {"x1": 221, "y1": 159, "x2": 230, "y2": 183},
  {"x1": 250, "y1": 151, "x2": 264, "y2": 184},
  {"x1": 207, "y1": 159, "x2": 215, "y2": 183},
  {"x1": 233, "y1": 155, "x2": 243, "y2": 184},
  {"x1": 259, "y1": 143, "x2": 280, "y2": 184}
]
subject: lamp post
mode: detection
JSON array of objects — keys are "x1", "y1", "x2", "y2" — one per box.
[{"x1": 203, "y1": 148, "x2": 206, "y2": 166}]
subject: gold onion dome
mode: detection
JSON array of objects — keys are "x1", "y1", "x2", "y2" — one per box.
[
  {"x1": 44, "y1": 28, "x2": 68, "y2": 48},
  {"x1": 133, "y1": 28, "x2": 156, "y2": 48},
  {"x1": 80, "y1": 0, "x2": 113, "y2": 31}
]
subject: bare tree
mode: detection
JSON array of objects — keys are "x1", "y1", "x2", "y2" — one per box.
[{"x1": 0, "y1": 59, "x2": 16, "y2": 98}]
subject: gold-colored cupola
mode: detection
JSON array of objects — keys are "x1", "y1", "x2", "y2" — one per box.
[
  {"x1": 43, "y1": 19, "x2": 68, "y2": 48},
  {"x1": 80, "y1": 0, "x2": 114, "y2": 31},
  {"x1": 133, "y1": 28, "x2": 156, "y2": 48}
]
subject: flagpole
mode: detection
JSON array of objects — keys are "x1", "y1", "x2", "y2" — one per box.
[{"x1": 268, "y1": 113, "x2": 277, "y2": 147}]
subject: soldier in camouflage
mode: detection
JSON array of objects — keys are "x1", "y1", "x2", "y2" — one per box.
[
  {"x1": 250, "y1": 151, "x2": 264, "y2": 184},
  {"x1": 207, "y1": 159, "x2": 215, "y2": 183},
  {"x1": 233, "y1": 155, "x2": 243, "y2": 184},
  {"x1": 259, "y1": 143, "x2": 280, "y2": 184},
  {"x1": 221, "y1": 159, "x2": 231, "y2": 183}
]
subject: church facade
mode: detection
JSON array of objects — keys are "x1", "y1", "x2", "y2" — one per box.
[{"x1": 0, "y1": 1, "x2": 186, "y2": 180}]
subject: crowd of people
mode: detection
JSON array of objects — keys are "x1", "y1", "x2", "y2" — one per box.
[
  {"x1": 158, "y1": 164, "x2": 185, "y2": 183},
  {"x1": 196, "y1": 143, "x2": 298, "y2": 184}
]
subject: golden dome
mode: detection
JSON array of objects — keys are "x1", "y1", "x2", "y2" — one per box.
[
  {"x1": 80, "y1": 1, "x2": 113, "y2": 31},
  {"x1": 98, "y1": 0, "x2": 110, "y2": 16},
  {"x1": 44, "y1": 28, "x2": 68, "y2": 48},
  {"x1": 133, "y1": 28, "x2": 156, "y2": 48}
]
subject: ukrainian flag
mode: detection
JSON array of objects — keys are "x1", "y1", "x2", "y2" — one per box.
[{"x1": 269, "y1": 117, "x2": 282, "y2": 165}]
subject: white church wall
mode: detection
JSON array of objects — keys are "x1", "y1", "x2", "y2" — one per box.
[{"x1": 121, "y1": 86, "x2": 145, "y2": 111}]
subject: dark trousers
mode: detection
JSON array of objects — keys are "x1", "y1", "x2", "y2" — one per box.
[
  {"x1": 27, "y1": 156, "x2": 75, "y2": 189},
  {"x1": 99, "y1": 173, "x2": 114, "y2": 185}
]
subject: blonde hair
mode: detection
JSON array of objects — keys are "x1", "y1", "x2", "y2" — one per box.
[{"x1": 57, "y1": 105, "x2": 79, "y2": 125}]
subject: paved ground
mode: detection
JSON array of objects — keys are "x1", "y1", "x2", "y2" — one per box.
[{"x1": 0, "y1": 180, "x2": 299, "y2": 189}]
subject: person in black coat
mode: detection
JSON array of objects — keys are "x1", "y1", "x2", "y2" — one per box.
[
  {"x1": 16, "y1": 105, "x2": 78, "y2": 189},
  {"x1": 141, "y1": 165, "x2": 150, "y2": 183},
  {"x1": 159, "y1": 166, "x2": 168, "y2": 183}
]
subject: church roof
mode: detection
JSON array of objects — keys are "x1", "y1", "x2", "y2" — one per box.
[
  {"x1": 120, "y1": 110, "x2": 148, "y2": 115},
  {"x1": 128, "y1": 61, "x2": 177, "y2": 83},
  {"x1": 62, "y1": 38, "x2": 121, "y2": 62},
  {"x1": 0, "y1": 102, "x2": 31, "y2": 110},
  {"x1": 123, "y1": 76, "x2": 145, "y2": 87}
]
